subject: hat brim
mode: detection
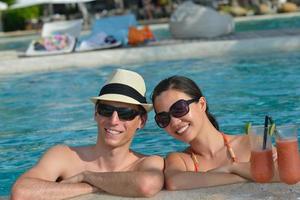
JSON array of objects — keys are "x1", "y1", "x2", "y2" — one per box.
[{"x1": 90, "y1": 94, "x2": 153, "y2": 112}]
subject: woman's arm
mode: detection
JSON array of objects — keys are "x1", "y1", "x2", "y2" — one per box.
[
  {"x1": 164, "y1": 153, "x2": 247, "y2": 190},
  {"x1": 213, "y1": 161, "x2": 280, "y2": 182}
]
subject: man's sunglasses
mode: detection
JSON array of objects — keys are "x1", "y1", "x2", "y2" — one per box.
[
  {"x1": 97, "y1": 103, "x2": 144, "y2": 121},
  {"x1": 155, "y1": 98, "x2": 200, "y2": 128}
]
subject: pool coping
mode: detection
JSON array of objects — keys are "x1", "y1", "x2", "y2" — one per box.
[
  {"x1": 1, "y1": 28, "x2": 300, "y2": 75},
  {"x1": 2, "y1": 182, "x2": 298, "y2": 200},
  {"x1": 72, "y1": 182, "x2": 300, "y2": 200}
]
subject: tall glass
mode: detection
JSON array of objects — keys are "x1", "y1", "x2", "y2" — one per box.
[
  {"x1": 249, "y1": 125, "x2": 274, "y2": 183},
  {"x1": 276, "y1": 125, "x2": 300, "y2": 185}
]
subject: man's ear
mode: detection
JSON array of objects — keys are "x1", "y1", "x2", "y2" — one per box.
[
  {"x1": 94, "y1": 111, "x2": 97, "y2": 121},
  {"x1": 139, "y1": 114, "x2": 148, "y2": 129}
]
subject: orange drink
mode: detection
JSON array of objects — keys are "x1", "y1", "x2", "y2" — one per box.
[
  {"x1": 276, "y1": 138, "x2": 300, "y2": 184},
  {"x1": 250, "y1": 149, "x2": 274, "y2": 183},
  {"x1": 249, "y1": 125, "x2": 274, "y2": 183}
]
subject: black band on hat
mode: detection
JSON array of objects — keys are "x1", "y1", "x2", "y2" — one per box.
[{"x1": 99, "y1": 83, "x2": 147, "y2": 103}]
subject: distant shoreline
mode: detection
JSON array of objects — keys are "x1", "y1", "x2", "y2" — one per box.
[
  {"x1": 1, "y1": 11, "x2": 300, "y2": 75},
  {"x1": 1, "y1": 11, "x2": 300, "y2": 39}
]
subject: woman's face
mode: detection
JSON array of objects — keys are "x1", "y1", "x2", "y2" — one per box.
[{"x1": 154, "y1": 89, "x2": 206, "y2": 143}]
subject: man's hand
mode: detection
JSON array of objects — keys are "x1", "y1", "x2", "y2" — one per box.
[{"x1": 61, "y1": 172, "x2": 85, "y2": 184}]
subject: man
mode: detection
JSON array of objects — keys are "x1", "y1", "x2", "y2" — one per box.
[{"x1": 11, "y1": 69, "x2": 164, "y2": 200}]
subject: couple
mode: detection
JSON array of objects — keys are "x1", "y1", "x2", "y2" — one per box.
[{"x1": 11, "y1": 69, "x2": 277, "y2": 199}]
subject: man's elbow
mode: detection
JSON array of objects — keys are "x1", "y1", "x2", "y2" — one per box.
[
  {"x1": 165, "y1": 177, "x2": 178, "y2": 191},
  {"x1": 138, "y1": 173, "x2": 164, "y2": 197},
  {"x1": 11, "y1": 183, "x2": 30, "y2": 200},
  {"x1": 165, "y1": 173, "x2": 181, "y2": 191}
]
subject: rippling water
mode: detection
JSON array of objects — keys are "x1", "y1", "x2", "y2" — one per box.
[{"x1": 1, "y1": 50, "x2": 300, "y2": 195}]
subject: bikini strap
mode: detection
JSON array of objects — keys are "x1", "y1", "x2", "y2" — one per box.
[
  {"x1": 221, "y1": 132, "x2": 237, "y2": 163},
  {"x1": 191, "y1": 151, "x2": 200, "y2": 172},
  {"x1": 189, "y1": 132, "x2": 236, "y2": 172}
]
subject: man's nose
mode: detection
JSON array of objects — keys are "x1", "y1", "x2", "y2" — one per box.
[{"x1": 110, "y1": 111, "x2": 120, "y2": 124}]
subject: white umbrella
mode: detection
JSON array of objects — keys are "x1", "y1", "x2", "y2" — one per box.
[
  {"x1": 10, "y1": 0, "x2": 95, "y2": 9},
  {"x1": 10, "y1": 0, "x2": 95, "y2": 26},
  {"x1": 0, "y1": 1, "x2": 8, "y2": 10},
  {"x1": 0, "y1": 1, "x2": 7, "y2": 32}
]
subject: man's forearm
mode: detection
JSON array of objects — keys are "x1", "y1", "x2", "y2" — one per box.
[
  {"x1": 11, "y1": 177, "x2": 97, "y2": 200},
  {"x1": 83, "y1": 170, "x2": 163, "y2": 197}
]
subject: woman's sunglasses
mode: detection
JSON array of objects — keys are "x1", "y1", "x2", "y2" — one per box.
[
  {"x1": 155, "y1": 98, "x2": 200, "y2": 128},
  {"x1": 97, "y1": 103, "x2": 144, "y2": 121}
]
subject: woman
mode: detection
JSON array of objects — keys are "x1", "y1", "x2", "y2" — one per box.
[{"x1": 151, "y1": 75, "x2": 269, "y2": 190}]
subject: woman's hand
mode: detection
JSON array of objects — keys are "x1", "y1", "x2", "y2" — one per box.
[
  {"x1": 209, "y1": 162, "x2": 252, "y2": 180},
  {"x1": 208, "y1": 164, "x2": 232, "y2": 174}
]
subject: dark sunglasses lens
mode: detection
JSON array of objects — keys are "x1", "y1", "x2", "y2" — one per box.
[
  {"x1": 97, "y1": 104, "x2": 139, "y2": 121},
  {"x1": 117, "y1": 108, "x2": 139, "y2": 120},
  {"x1": 171, "y1": 100, "x2": 189, "y2": 118},
  {"x1": 97, "y1": 104, "x2": 114, "y2": 117},
  {"x1": 155, "y1": 113, "x2": 170, "y2": 128}
]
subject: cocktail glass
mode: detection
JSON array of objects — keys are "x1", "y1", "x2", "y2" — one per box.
[
  {"x1": 249, "y1": 125, "x2": 274, "y2": 183},
  {"x1": 276, "y1": 124, "x2": 300, "y2": 185}
]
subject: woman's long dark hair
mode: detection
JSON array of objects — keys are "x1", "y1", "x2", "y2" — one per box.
[{"x1": 151, "y1": 76, "x2": 219, "y2": 130}]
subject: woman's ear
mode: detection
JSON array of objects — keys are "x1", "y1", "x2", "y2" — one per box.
[{"x1": 199, "y1": 97, "x2": 207, "y2": 112}]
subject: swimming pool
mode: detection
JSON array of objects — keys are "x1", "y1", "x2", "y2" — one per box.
[
  {"x1": 235, "y1": 15, "x2": 300, "y2": 32},
  {"x1": 150, "y1": 14, "x2": 300, "y2": 40},
  {"x1": 1, "y1": 49, "x2": 300, "y2": 196}
]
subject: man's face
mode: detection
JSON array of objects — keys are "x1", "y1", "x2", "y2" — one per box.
[{"x1": 95, "y1": 100, "x2": 146, "y2": 148}]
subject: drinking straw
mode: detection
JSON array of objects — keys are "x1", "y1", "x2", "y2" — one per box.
[
  {"x1": 263, "y1": 115, "x2": 269, "y2": 150},
  {"x1": 268, "y1": 116, "x2": 278, "y2": 136}
]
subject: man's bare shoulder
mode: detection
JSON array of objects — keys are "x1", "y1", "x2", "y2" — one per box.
[
  {"x1": 18, "y1": 145, "x2": 79, "y2": 181},
  {"x1": 44, "y1": 144, "x2": 81, "y2": 161},
  {"x1": 135, "y1": 154, "x2": 164, "y2": 171},
  {"x1": 38, "y1": 144, "x2": 72, "y2": 162}
]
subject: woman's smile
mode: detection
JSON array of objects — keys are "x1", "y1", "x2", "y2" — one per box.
[{"x1": 175, "y1": 124, "x2": 190, "y2": 136}]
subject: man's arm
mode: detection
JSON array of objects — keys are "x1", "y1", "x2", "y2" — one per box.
[
  {"x1": 12, "y1": 177, "x2": 97, "y2": 200},
  {"x1": 164, "y1": 153, "x2": 247, "y2": 191},
  {"x1": 62, "y1": 155, "x2": 164, "y2": 197},
  {"x1": 11, "y1": 145, "x2": 97, "y2": 200}
]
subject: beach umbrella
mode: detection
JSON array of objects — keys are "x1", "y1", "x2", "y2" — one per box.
[
  {"x1": 10, "y1": 0, "x2": 95, "y2": 25},
  {"x1": 0, "y1": 1, "x2": 8, "y2": 32},
  {"x1": 0, "y1": 1, "x2": 7, "y2": 10},
  {"x1": 10, "y1": 0, "x2": 95, "y2": 9}
]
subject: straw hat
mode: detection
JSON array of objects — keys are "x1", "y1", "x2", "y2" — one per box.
[{"x1": 91, "y1": 69, "x2": 152, "y2": 112}]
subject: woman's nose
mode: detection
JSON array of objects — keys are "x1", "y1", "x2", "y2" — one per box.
[{"x1": 169, "y1": 115, "x2": 182, "y2": 127}]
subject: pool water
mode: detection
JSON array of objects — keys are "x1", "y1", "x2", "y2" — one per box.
[
  {"x1": 150, "y1": 15, "x2": 300, "y2": 40},
  {"x1": 236, "y1": 16, "x2": 300, "y2": 32},
  {"x1": 1, "y1": 50, "x2": 300, "y2": 196}
]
